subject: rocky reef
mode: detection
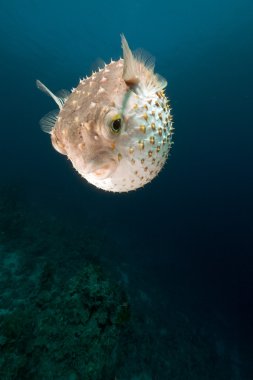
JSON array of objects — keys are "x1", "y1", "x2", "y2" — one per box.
[
  {"x1": 0, "y1": 261, "x2": 130, "y2": 379},
  {"x1": 0, "y1": 185, "x2": 236, "y2": 379}
]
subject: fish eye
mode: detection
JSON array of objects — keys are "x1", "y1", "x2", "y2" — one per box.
[{"x1": 110, "y1": 115, "x2": 122, "y2": 134}]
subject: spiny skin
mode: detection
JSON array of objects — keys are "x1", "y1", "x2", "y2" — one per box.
[{"x1": 39, "y1": 37, "x2": 174, "y2": 192}]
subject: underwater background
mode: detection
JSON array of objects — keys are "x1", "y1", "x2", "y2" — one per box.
[{"x1": 0, "y1": 0, "x2": 253, "y2": 379}]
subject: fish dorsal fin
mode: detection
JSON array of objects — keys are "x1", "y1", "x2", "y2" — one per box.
[
  {"x1": 121, "y1": 35, "x2": 167, "y2": 94},
  {"x1": 90, "y1": 58, "x2": 106, "y2": 73},
  {"x1": 56, "y1": 89, "x2": 70, "y2": 101},
  {"x1": 36, "y1": 80, "x2": 69, "y2": 109},
  {"x1": 39, "y1": 110, "x2": 59, "y2": 134}
]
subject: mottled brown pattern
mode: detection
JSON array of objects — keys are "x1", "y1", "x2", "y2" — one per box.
[{"x1": 37, "y1": 36, "x2": 173, "y2": 192}]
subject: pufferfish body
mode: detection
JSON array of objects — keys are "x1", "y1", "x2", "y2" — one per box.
[{"x1": 37, "y1": 35, "x2": 174, "y2": 192}]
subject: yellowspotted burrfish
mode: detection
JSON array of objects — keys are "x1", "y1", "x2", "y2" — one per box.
[{"x1": 36, "y1": 35, "x2": 174, "y2": 192}]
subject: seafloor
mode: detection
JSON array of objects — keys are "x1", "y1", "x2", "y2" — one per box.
[{"x1": 0, "y1": 185, "x2": 250, "y2": 379}]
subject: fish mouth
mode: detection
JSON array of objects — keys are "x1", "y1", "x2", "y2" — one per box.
[{"x1": 84, "y1": 153, "x2": 117, "y2": 179}]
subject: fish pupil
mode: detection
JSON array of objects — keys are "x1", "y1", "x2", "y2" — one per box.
[{"x1": 112, "y1": 118, "x2": 121, "y2": 133}]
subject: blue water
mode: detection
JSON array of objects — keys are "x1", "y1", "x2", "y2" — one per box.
[{"x1": 0, "y1": 0, "x2": 253, "y2": 378}]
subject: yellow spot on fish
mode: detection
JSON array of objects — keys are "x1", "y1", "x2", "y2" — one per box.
[
  {"x1": 138, "y1": 140, "x2": 145, "y2": 150},
  {"x1": 150, "y1": 136, "x2": 155, "y2": 145},
  {"x1": 139, "y1": 125, "x2": 146, "y2": 133}
]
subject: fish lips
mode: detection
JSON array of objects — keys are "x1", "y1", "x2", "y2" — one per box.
[{"x1": 84, "y1": 150, "x2": 118, "y2": 179}]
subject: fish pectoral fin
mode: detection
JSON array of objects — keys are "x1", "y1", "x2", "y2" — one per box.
[
  {"x1": 121, "y1": 34, "x2": 140, "y2": 87},
  {"x1": 39, "y1": 109, "x2": 59, "y2": 134},
  {"x1": 121, "y1": 35, "x2": 167, "y2": 93},
  {"x1": 36, "y1": 80, "x2": 69, "y2": 109}
]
